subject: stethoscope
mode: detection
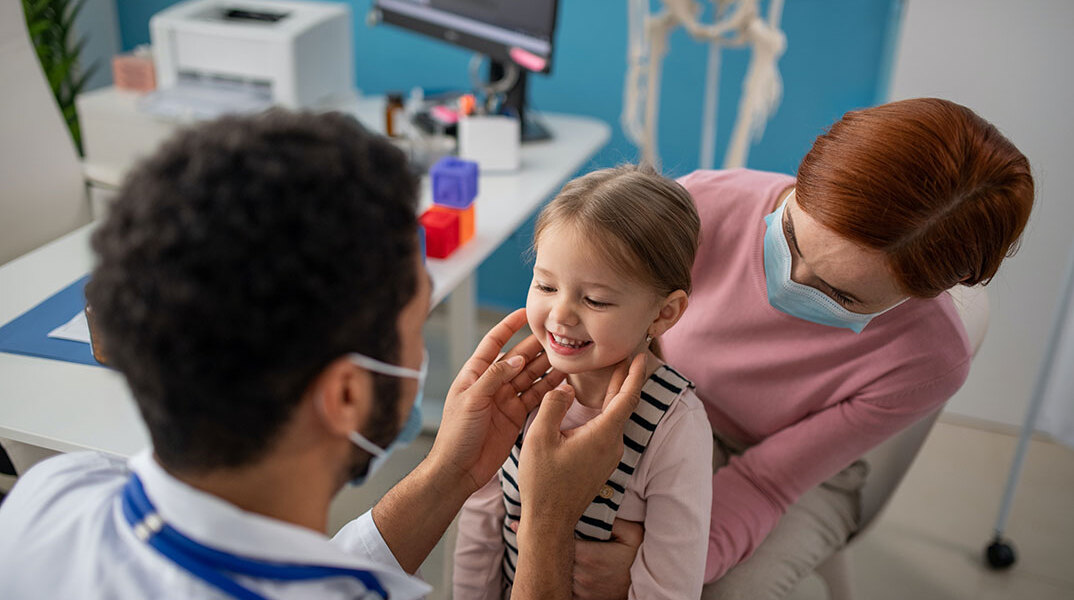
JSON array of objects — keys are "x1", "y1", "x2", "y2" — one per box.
[{"x1": 121, "y1": 474, "x2": 389, "y2": 600}]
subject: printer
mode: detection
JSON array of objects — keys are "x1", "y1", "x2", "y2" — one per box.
[{"x1": 149, "y1": 0, "x2": 353, "y2": 110}]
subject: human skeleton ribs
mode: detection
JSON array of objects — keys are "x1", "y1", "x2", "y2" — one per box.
[{"x1": 622, "y1": 0, "x2": 786, "y2": 169}]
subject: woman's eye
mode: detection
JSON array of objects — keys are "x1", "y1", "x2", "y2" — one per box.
[
  {"x1": 830, "y1": 290, "x2": 853, "y2": 307},
  {"x1": 783, "y1": 222, "x2": 798, "y2": 254}
]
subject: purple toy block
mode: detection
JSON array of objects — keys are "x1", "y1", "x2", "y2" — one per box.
[{"x1": 431, "y1": 157, "x2": 479, "y2": 209}]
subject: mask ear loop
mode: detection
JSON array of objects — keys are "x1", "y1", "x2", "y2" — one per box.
[
  {"x1": 347, "y1": 353, "x2": 424, "y2": 379},
  {"x1": 342, "y1": 349, "x2": 429, "y2": 457},
  {"x1": 348, "y1": 430, "x2": 387, "y2": 457}
]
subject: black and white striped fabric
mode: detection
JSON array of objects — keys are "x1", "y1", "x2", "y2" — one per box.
[{"x1": 497, "y1": 365, "x2": 694, "y2": 586}]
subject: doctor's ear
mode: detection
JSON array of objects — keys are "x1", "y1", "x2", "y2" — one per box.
[
  {"x1": 648, "y1": 290, "x2": 689, "y2": 338},
  {"x1": 310, "y1": 357, "x2": 375, "y2": 438}
]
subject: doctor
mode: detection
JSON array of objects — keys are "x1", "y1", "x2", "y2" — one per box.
[{"x1": 0, "y1": 111, "x2": 645, "y2": 599}]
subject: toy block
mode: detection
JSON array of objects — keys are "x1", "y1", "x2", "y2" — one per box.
[
  {"x1": 430, "y1": 203, "x2": 475, "y2": 245},
  {"x1": 430, "y1": 157, "x2": 479, "y2": 209},
  {"x1": 419, "y1": 208, "x2": 460, "y2": 259},
  {"x1": 417, "y1": 224, "x2": 426, "y2": 263}
]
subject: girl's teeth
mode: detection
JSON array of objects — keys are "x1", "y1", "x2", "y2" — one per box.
[{"x1": 553, "y1": 333, "x2": 588, "y2": 348}]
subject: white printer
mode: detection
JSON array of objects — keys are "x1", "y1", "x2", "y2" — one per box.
[{"x1": 149, "y1": 0, "x2": 353, "y2": 111}]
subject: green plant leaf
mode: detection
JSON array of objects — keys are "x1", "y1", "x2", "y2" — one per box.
[
  {"x1": 69, "y1": 0, "x2": 88, "y2": 20},
  {"x1": 60, "y1": 0, "x2": 86, "y2": 34},
  {"x1": 28, "y1": 20, "x2": 50, "y2": 40},
  {"x1": 24, "y1": 0, "x2": 52, "y2": 21},
  {"x1": 23, "y1": 0, "x2": 91, "y2": 157},
  {"x1": 71, "y1": 35, "x2": 89, "y2": 60},
  {"x1": 48, "y1": 53, "x2": 76, "y2": 92},
  {"x1": 70, "y1": 61, "x2": 100, "y2": 95}
]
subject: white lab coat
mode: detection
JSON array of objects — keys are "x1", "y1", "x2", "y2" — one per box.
[{"x1": 0, "y1": 450, "x2": 431, "y2": 599}]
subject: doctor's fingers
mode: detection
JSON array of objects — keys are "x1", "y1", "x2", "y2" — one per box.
[
  {"x1": 451, "y1": 308, "x2": 529, "y2": 393},
  {"x1": 501, "y1": 347, "x2": 553, "y2": 395},
  {"x1": 601, "y1": 354, "x2": 647, "y2": 415},
  {"x1": 499, "y1": 331, "x2": 546, "y2": 366},
  {"x1": 513, "y1": 368, "x2": 567, "y2": 413}
]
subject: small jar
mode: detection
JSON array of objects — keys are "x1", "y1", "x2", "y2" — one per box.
[{"x1": 385, "y1": 92, "x2": 405, "y2": 137}]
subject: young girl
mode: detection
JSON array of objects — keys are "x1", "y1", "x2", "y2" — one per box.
[{"x1": 453, "y1": 165, "x2": 713, "y2": 599}]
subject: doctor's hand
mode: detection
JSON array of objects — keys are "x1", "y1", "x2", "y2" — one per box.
[
  {"x1": 510, "y1": 354, "x2": 646, "y2": 600},
  {"x1": 517, "y1": 353, "x2": 646, "y2": 522},
  {"x1": 428, "y1": 308, "x2": 565, "y2": 495}
]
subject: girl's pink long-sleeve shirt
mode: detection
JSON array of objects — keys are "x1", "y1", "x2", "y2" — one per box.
[
  {"x1": 662, "y1": 169, "x2": 972, "y2": 582},
  {"x1": 453, "y1": 386, "x2": 713, "y2": 599}
]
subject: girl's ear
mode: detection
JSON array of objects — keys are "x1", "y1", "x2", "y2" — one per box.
[{"x1": 648, "y1": 290, "x2": 689, "y2": 338}]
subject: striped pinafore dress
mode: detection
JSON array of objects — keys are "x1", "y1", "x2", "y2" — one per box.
[{"x1": 497, "y1": 365, "x2": 694, "y2": 589}]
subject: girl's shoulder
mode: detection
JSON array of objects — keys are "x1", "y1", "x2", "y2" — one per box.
[
  {"x1": 628, "y1": 364, "x2": 712, "y2": 483},
  {"x1": 640, "y1": 364, "x2": 708, "y2": 429}
]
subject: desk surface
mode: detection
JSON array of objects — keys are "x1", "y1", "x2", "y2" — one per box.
[{"x1": 0, "y1": 108, "x2": 609, "y2": 458}]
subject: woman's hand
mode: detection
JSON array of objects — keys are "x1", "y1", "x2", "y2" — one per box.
[{"x1": 572, "y1": 519, "x2": 644, "y2": 600}]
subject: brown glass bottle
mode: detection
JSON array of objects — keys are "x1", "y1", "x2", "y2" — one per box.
[{"x1": 385, "y1": 92, "x2": 405, "y2": 137}]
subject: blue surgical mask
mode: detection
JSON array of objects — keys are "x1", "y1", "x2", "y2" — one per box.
[
  {"x1": 763, "y1": 193, "x2": 906, "y2": 333},
  {"x1": 345, "y1": 349, "x2": 427, "y2": 485}
]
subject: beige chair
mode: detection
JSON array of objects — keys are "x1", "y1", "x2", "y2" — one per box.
[
  {"x1": 0, "y1": 1, "x2": 91, "y2": 474},
  {"x1": 814, "y1": 284, "x2": 991, "y2": 599},
  {"x1": 0, "y1": 0, "x2": 91, "y2": 265}
]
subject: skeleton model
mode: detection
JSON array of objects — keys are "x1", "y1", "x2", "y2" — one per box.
[{"x1": 622, "y1": 0, "x2": 786, "y2": 169}]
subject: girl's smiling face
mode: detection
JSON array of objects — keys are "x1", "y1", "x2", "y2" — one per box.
[{"x1": 526, "y1": 223, "x2": 665, "y2": 376}]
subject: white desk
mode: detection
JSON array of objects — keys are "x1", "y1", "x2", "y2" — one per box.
[{"x1": 0, "y1": 105, "x2": 609, "y2": 458}]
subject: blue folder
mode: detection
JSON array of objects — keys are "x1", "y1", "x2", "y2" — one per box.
[{"x1": 0, "y1": 275, "x2": 102, "y2": 367}]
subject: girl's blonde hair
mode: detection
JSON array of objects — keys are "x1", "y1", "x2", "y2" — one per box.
[{"x1": 533, "y1": 165, "x2": 701, "y2": 356}]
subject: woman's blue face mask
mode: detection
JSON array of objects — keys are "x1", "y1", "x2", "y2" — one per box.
[
  {"x1": 762, "y1": 192, "x2": 906, "y2": 333},
  {"x1": 345, "y1": 349, "x2": 428, "y2": 485}
]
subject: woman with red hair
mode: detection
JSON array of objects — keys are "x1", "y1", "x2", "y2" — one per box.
[{"x1": 575, "y1": 98, "x2": 1034, "y2": 599}]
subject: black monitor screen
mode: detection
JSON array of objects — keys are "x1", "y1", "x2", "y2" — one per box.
[{"x1": 376, "y1": 0, "x2": 559, "y2": 73}]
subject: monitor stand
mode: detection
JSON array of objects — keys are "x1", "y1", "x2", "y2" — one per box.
[{"x1": 490, "y1": 60, "x2": 552, "y2": 143}]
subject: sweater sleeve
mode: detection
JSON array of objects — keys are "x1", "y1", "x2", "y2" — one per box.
[
  {"x1": 704, "y1": 357, "x2": 970, "y2": 582},
  {"x1": 627, "y1": 393, "x2": 714, "y2": 600},
  {"x1": 453, "y1": 473, "x2": 507, "y2": 600}
]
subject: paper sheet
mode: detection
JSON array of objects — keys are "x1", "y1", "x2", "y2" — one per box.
[{"x1": 47, "y1": 311, "x2": 91, "y2": 344}]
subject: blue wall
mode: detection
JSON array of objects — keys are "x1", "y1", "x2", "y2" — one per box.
[{"x1": 116, "y1": 0, "x2": 902, "y2": 310}]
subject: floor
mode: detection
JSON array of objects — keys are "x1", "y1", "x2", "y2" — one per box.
[
  {"x1": 784, "y1": 420, "x2": 1074, "y2": 600},
  {"x1": 2, "y1": 305, "x2": 1072, "y2": 599}
]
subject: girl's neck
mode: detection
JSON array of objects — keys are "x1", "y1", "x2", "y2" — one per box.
[{"x1": 568, "y1": 349, "x2": 662, "y2": 409}]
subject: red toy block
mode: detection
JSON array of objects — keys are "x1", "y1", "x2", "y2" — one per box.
[
  {"x1": 429, "y1": 203, "x2": 475, "y2": 245},
  {"x1": 419, "y1": 208, "x2": 460, "y2": 259}
]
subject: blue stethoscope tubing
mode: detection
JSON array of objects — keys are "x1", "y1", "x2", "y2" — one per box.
[{"x1": 121, "y1": 474, "x2": 388, "y2": 599}]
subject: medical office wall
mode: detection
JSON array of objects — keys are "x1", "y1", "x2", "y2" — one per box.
[
  {"x1": 890, "y1": 0, "x2": 1074, "y2": 430},
  {"x1": 113, "y1": 0, "x2": 902, "y2": 310}
]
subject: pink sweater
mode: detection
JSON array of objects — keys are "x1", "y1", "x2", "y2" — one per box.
[
  {"x1": 453, "y1": 382, "x2": 713, "y2": 599},
  {"x1": 662, "y1": 169, "x2": 972, "y2": 582}
]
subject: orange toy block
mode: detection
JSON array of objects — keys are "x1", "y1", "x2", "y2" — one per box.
[{"x1": 430, "y1": 203, "x2": 475, "y2": 245}]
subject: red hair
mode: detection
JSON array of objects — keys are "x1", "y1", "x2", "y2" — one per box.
[{"x1": 796, "y1": 98, "x2": 1034, "y2": 297}]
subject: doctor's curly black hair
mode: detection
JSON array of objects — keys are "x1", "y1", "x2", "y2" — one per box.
[{"x1": 86, "y1": 110, "x2": 419, "y2": 472}]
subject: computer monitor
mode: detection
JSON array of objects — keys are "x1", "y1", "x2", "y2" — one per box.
[{"x1": 373, "y1": 0, "x2": 560, "y2": 141}]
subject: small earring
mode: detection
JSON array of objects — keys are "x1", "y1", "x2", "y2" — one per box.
[{"x1": 645, "y1": 334, "x2": 654, "y2": 344}]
